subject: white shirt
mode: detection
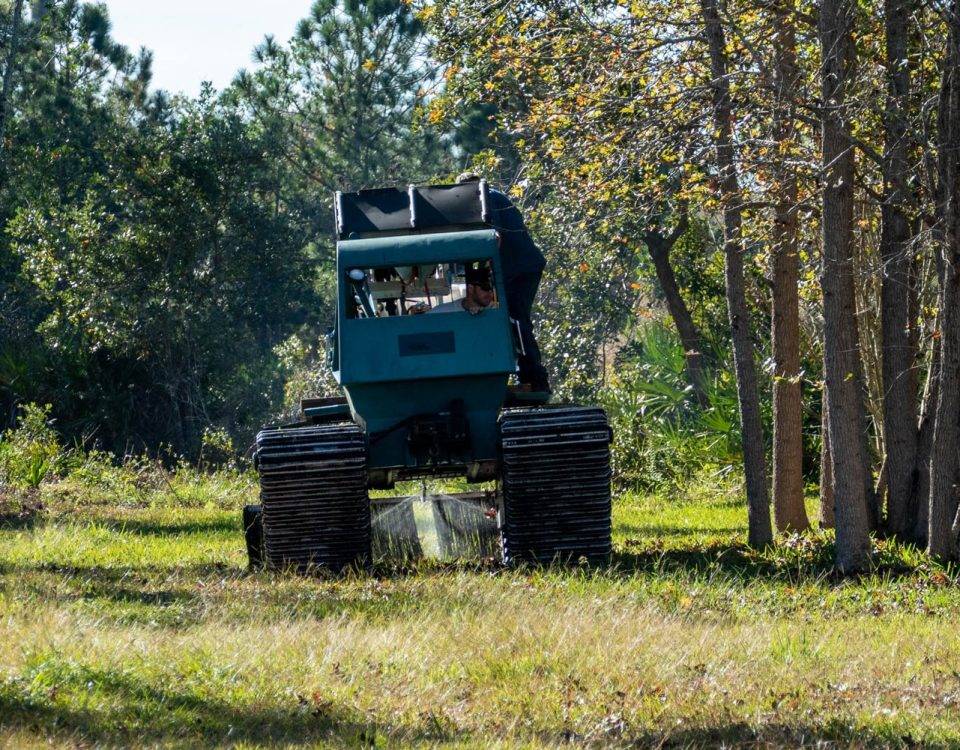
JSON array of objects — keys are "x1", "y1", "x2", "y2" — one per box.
[{"x1": 427, "y1": 299, "x2": 467, "y2": 314}]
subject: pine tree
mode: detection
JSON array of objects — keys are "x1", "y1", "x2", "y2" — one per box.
[{"x1": 235, "y1": 0, "x2": 450, "y2": 194}]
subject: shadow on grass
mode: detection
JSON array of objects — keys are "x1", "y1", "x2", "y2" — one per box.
[
  {"x1": 614, "y1": 522, "x2": 745, "y2": 538},
  {"x1": 0, "y1": 671, "x2": 925, "y2": 749},
  {"x1": 609, "y1": 535, "x2": 926, "y2": 583},
  {"x1": 0, "y1": 492, "x2": 44, "y2": 530},
  {"x1": 617, "y1": 720, "x2": 922, "y2": 748},
  {"x1": 84, "y1": 516, "x2": 240, "y2": 537},
  {"x1": 0, "y1": 510, "x2": 41, "y2": 531},
  {"x1": 0, "y1": 501, "x2": 239, "y2": 536},
  {"x1": 0, "y1": 562, "x2": 230, "y2": 626},
  {"x1": 1, "y1": 519, "x2": 935, "y2": 600},
  {"x1": 0, "y1": 559, "x2": 488, "y2": 628},
  {"x1": 23, "y1": 561, "x2": 235, "y2": 578},
  {"x1": 620, "y1": 493, "x2": 748, "y2": 511},
  {"x1": 0, "y1": 663, "x2": 452, "y2": 748}
]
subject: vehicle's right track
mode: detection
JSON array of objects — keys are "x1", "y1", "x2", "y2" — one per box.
[{"x1": 499, "y1": 406, "x2": 613, "y2": 565}]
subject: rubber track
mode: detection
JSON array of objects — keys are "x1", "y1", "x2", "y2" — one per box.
[
  {"x1": 256, "y1": 422, "x2": 370, "y2": 572},
  {"x1": 499, "y1": 406, "x2": 613, "y2": 565}
]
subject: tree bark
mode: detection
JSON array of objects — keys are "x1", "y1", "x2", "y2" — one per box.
[
  {"x1": 819, "y1": 385, "x2": 836, "y2": 528},
  {"x1": 770, "y1": 0, "x2": 809, "y2": 533},
  {"x1": 0, "y1": 0, "x2": 26, "y2": 174},
  {"x1": 880, "y1": 0, "x2": 919, "y2": 539},
  {"x1": 927, "y1": 3, "x2": 960, "y2": 561},
  {"x1": 700, "y1": 0, "x2": 773, "y2": 548},
  {"x1": 927, "y1": 262, "x2": 960, "y2": 560},
  {"x1": 644, "y1": 215, "x2": 709, "y2": 406},
  {"x1": 911, "y1": 332, "x2": 940, "y2": 545},
  {"x1": 819, "y1": 0, "x2": 872, "y2": 571}
]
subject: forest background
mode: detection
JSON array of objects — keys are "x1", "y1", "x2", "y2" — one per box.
[{"x1": 1, "y1": 0, "x2": 960, "y2": 571}]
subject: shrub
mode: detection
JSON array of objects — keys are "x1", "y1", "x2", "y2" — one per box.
[
  {"x1": 198, "y1": 428, "x2": 237, "y2": 472},
  {"x1": 0, "y1": 404, "x2": 69, "y2": 489},
  {"x1": 600, "y1": 323, "x2": 747, "y2": 490}
]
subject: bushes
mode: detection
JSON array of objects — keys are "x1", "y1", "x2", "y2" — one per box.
[
  {"x1": 601, "y1": 323, "x2": 751, "y2": 490},
  {"x1": 0, "y1": 404, "x2": 255, "y2": 509},
  {"x1": 0, "y1": 404, "x2": 68, "y2": 490}
]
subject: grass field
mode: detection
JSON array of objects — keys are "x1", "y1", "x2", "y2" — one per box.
[{"x1": 3, "y1": 468, "x2": 960, "y2": 748}]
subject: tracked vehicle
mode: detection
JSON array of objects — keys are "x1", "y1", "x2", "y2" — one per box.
[{"x1": 244, "y1": 181, "x2": 612, "y2": 571}]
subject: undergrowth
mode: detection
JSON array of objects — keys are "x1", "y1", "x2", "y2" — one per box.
[{"x1": 600, "y1": 324, "x2": 747, "y2": 491}]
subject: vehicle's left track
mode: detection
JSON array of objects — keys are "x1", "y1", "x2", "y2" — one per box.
[{"x1": 255, "y1": 422, "x2": 370, "y2": 572}]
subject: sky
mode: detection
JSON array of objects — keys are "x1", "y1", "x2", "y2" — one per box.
[{"x1": 103, "y1": 1, "x2": 312, "y2": 96}]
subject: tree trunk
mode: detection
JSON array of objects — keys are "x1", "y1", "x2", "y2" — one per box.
[
  {"x1": 927, "y1": 258, "x2": 960, "y2": 561},
  {"x1": 770, "y1": 0, "x2": 809, "y2": 533},
  {"x1": 644, "y1": 221, "x2": 709, "y2": 406},
  {"x1": 819, "y1": 0, "x2": 872, "y2": 571},
  {"x1": 0, "y1": 0, "x2": 26, "y2": 174},
  {"x1": 700, "y1": 0, "x2": 773, "y2": 548},
  {"x1": 880, "y1": 0, "x2": 919, "y2": 539},
  {"x1": 927, "y1": 4, "x2": 960, "y2": 560},
  {"x1": 819, "y1": 385, "x2": 836, "y2": 528},
  {"x1": 911, "y1": 333, "x2": 940, "y2": 545}
]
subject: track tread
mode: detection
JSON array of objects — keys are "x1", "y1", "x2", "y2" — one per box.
[
  {"x1": 499, "y1": 406, "x2": 612, "y2": 565},
  {"x1": 256, "y1": 422, "x2": 370, "y2": 572}
]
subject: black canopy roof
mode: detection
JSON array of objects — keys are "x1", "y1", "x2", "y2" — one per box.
[{"x1": 334, "y1": 181, "x2": 491, "y2": 240}]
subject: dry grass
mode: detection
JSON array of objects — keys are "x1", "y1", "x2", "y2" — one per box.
[{"x1": 2, "y1": 470, "x2": 960, "y2": 748}]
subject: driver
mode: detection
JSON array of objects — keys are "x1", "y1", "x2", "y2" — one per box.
[
  {"x1": 456, "y1": 173, "x2": 550, "y2": 392},
  {"x1": 427, "y1": 265, "x2": 494, "y2": 315}
]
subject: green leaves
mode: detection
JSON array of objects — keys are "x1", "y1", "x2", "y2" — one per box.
[
  {"x1": 4, "y1": 49, "x2": 319, "y2": 452},
  {"x1": 599, "y1": 322, "x2": 746, "y2": 488},
  {"x1": 236, "y1": 0, "x2": 450, "y2": 194}
]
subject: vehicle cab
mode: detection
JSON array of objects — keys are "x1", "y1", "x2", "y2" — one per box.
[{"x1": 329, "y1": 183, "x2": 518, "y2": 487}]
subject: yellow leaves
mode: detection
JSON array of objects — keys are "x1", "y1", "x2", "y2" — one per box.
[
  {"x1": 636, "y1": 306, "x2": 655, "y2": 321},
  {"x1": 425, "y1": 101, "x2": 446, "y2": 125},
  {"x1": 415, "y1": 4, "x2": 436, "y2": 21},
  {"x1": 630, "y1": 281, "x2": 642, "y2": 290},
  {"x1": 546, "y1": 137, "x2": 565, "y2": 159},
  {"x1": 362, "y1": 59, "x2": 377, "y2": 73}
]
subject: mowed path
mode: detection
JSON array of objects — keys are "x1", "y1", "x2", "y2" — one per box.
[{"x1": 2, "y1": 475, "x2": 960, "y2": 748}]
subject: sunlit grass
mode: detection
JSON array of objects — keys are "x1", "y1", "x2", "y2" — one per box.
[{"x1": 1, "y1": 466, "x2": 959, "y2": 747}]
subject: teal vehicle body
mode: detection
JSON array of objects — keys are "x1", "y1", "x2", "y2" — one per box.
[{"x1": 332, "y1": 229, "x2": 517, "y2": 486}]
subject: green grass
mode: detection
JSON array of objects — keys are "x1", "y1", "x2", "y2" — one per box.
[{"x1": 2, "y1": 469, "x2": 960, "y2": 748}]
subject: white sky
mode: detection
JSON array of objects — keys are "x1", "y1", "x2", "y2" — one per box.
[{"x1": 103, "y1": 1, "x2": 312, "y2": 96}]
